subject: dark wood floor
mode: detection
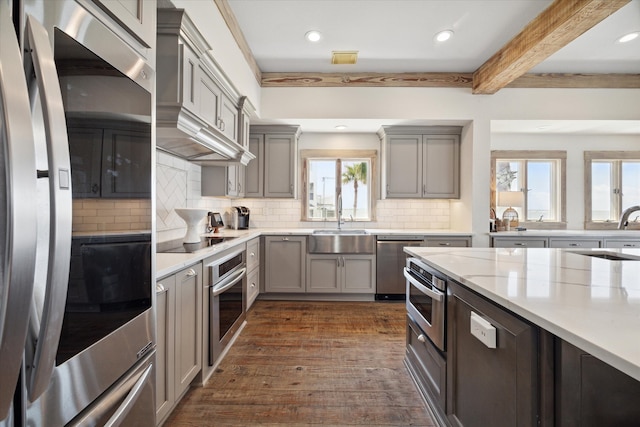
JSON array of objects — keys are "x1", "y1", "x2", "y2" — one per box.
[{"x1": 165, "y1": 300, "x2": 435, "y2": 426}]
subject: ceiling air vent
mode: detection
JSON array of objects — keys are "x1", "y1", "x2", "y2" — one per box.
[{"x1": 331, "y1": 51, "x2": 358, "y2": 65}]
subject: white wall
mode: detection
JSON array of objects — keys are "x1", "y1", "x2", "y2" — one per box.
[{"x1": 491, "y1": 132, "x2": 640, "y2": 229}]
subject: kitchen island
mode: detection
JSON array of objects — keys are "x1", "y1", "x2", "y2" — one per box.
[{"x1": 404, "y1": 246, "x2": 640, "y2": 427}]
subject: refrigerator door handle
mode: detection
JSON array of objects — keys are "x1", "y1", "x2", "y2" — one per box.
[
  {"x1": 0, "y1": 3, "x2": 39, "y2": 418},
  {"x1": 23, "y1": 15, "x2": 73, "y2": 402}
]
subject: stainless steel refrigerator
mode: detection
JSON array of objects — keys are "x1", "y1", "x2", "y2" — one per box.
[{"x1": 1, "y1": 0, "x2": 156, "y2": 425}]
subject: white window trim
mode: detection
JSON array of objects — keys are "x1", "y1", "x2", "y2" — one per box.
[
  {"x1": 300, "y1": 149, "x2": 378, "y2": 222},
  {"x1": 491, "y1": 150, "x2": 567, "y2": 230},
  {"x1": 585, "y1": 151, "x2": 640, "y2": 230}
]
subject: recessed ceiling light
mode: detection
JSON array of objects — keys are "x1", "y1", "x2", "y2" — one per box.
[
  {"x1": 305, "y1": 30, "x2": 322, "y2": 42},
  {"x1": 335, "y1": 125, "x2": 347, "y2": 130},
  {"x1": 434, "y1": 30, "x2": 454, "y2": 43},
  {"x1": 617, "y1": 31, "x2": 639, "y2": 43}
]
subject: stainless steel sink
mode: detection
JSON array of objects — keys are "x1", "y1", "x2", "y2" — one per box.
[
  {"x1": 312, "y1": 229, "x2": 368, "y2": 235},
  {"x1": 571, "y1": 251, "x2": 640, "y2": 261},
  {"x1": 309, "y1": 232, "x2": 375, "y2": 254}
]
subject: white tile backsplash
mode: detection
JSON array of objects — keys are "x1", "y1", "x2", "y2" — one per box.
[{"x1": 156, "y1": 151, "x2": 451, "y2": 241}]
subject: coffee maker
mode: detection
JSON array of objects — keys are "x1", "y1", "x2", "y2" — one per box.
[{"x1": 231, "y1": 206, "x2": 250, "y2": 229}]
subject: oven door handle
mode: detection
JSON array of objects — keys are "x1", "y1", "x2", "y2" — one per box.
[
  {"x1": 403, "y1": 268, "x2": 444, "y2": 302},
  {"x1": 212, "y1": 267, "x2": 247, "y2": 296}
]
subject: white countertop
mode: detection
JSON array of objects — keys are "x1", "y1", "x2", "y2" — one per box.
[
  {"x1": 404, "y1": 247, "x2": 640, "y2": 381},
  {"x1": 490, "y1": 230, "x2": 640, "y2": 238},
  {"x1": 156, "y1": 228, "x2": 473, "y2": 278}
]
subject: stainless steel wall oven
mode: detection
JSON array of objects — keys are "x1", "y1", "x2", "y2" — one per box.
[{"x1": 207, "y1": 247, "x2": 247, "y2": 365}]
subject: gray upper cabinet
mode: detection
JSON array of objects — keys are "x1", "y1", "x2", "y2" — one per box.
[
  {"x1": 379, "y1": 126, "x2": 461, "y2": 199},
  {"x1": 201, "y1": 164, "x2": 244, "y2": 198},
  {"x1": 156, "y1": 9, "x2": 254, "y2": 163},
  {"x1": 245, "y1": 126, "x2": 301, "y2": 198},
  {"x1": 91, "y1": 0, "x2": 156, "y2": 51}
]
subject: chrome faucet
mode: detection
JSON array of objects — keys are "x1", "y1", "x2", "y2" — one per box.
[
  {"x1": 617, "y1": 205, "x2": 640, "y2": 229},
  {"x1": 337, "y1": 193, "x2": 343, "y2": 230}
]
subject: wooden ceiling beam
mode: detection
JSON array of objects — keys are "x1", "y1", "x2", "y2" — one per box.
[
  {"x1": 472, "y1": 0, "x2": 631, "y2": 94},
  {"x1": 261, "y1": 72, "x2": 473, "y2": 87}
]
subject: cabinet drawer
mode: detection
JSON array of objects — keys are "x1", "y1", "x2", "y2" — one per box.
[
  {"x1": 424, "y1": 238, "x2": 470, "y2": 248},
  {"x1": 548, "y1": 239, "x2": 602, "y2": 248},
  {"x1": 247, "y1": 268, "x2": 259, "y2": 310},
  {"x1": 406, "y1": 316, "x2": 446, "y2": 411},
  {"x1": 247, "y1": 238, "x2": 260, "y2": 271},
  {"x1": 604, "y1": 240, "x2": 640, "y2": 248},
  {"x1": 492, "y1": 238, "x2": 547, "y2": 248}
]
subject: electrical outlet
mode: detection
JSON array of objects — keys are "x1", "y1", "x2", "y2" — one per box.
[{"x1": 470, "y1": 311, "x2": 497, "y2": 349}]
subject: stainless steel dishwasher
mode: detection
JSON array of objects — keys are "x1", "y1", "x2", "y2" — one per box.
[{"x1": 375, "y1": 235, "x2": 424, "y2": 300}]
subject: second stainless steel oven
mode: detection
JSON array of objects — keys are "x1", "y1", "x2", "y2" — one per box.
[
  {"x1": 207, "y1": 247, "x2": 247, "y2": 365},
  {"x1": 404, "y1": 257, "x2": 447, "y2": 352}
]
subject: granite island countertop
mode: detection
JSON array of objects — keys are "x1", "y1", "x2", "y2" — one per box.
[{"x1": 404, "y1": 246, "x2": 640, "y2": 381}]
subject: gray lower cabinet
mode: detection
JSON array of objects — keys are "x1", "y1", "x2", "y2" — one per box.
[
  {"x1": 447, "y1": 282, "x2": 539, "y2": 427},
  {"x1": 246, "y1": 237, "x2": 260, "y2": 308},
  {"x1": 306, "y1": 254, "x2": 375, "y2": 293},
  {"x1": 424, "y1": 237, "x2": 471, "y2": 247},
  {"x1": 604, "y1": 239, "x2": 640, "y2": 248},
  {"x1": 379, "y1": 126, "x2": 461, "y2": 199},
  {"x1": 264, "y1": 236, "x2": 306, "y2": 293},
  {"x1": 155, "y1": 263, "x2": 203, "y2": 426},
  {"x1": 548, "y1": 238, "x2": 602, "y2": 248},
  {"x1": 491, "y1": 237, "x2": 547, "y2": 248},
  {"x1": 555, "y1": 339, "x2": 640, "y2": 427}
]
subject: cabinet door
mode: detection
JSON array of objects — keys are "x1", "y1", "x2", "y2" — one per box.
[
  {"x1": 197, "y1": 66, "x2": 222, "y2": 130},
  {"x1": 386, "y1": 135, "x2": 422, "y2": 198},
  {"x1": 264, "y1": 236, "x2": 306, "y2": 292},
  {"x1": 264, "y1": 134, "x2": 296, "y2": 198},
  {"x1": 422, "y1": 135, "x2": 460, "y2": 198},
  {"x1": 68, "y1": 127, "x2": 103, "y2": 198},
  {"x1": 175, "y1": 264, "x2": 202, "y2": 398},
  {"x1": 307, "y1": 255, "x2": 341, "y2": 293},
  {"x1": 247, "y1": 238, "x2": 260, "y2": 272},
  {"x1": 219, "y1": 93, "x2": 238, "y2": 143},
  {"x1": 91, "y1": 0, "x2": 156, "y2": 48},
  {"x1": 245, "y1": 135, "x2": 264, "y2": 197},
  {"x1": 102, "y1": 128, "x2": 151, "y2": 198},
  {"x1": 343, "y1": 255, "x2": 376, "y2": 293},
  {"x1": 180, "y1": 44, "x2": 199, "y2": 114},
  {"x1": 556, "y1": 339, "x2": 640, "y2": 427},
  {"x1": 155, "y1": 275, "x2": 176, "y2": 423},
  {"x1": 227, "y1": 164, "x2": 240, "y2": 197},
  {"x1": 447, "y1": 282, "x2": 538, "y2": 427}
]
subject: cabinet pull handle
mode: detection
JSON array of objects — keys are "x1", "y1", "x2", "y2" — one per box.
[
  {"x1": 514, "y1": 243, "x2": 526, "y2": 246},
  {"x1": 417, "y1": 334, "x2": 426, "y2": 343},
  {"x1": 623, "y1": 243, "x2": 636, "y2": 247},
  {"x1": 422, "y1": 184, "x2": 426, "y2": 196},
  {"x1": 438, "y1": 242, "x2": 451, "y2": 246},
  {"x1": 250, "y1": 252, "x2": 255, "y2": 258},
  {"x1": 569, "y1": 243, "x2": 579, "y2": 247},
  {"x1": 250, "y1": 282, "x2": 256, "y2": 288},
  {"x1": 336, "y1": 258, "x2": 340, "y2": 267},
  {"x1": 282, "y1": 237, "x2": 289, "y2": 241},
  {"x1": 155, "y1": 284, "x2": 166, "y2": 294},
  {"x1": 185, "y1": 268, "x2": 197, "y2": 277},
  {"x1": 220, "y1": 119, "x2": 225, "y2": 131}
]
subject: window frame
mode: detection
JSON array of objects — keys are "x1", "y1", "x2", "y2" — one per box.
[
  {"x1": 585, "y1": 151, "x2": 640, "y2": 230},
  {"x1": 300, "y1": 149, "x2": 377, "y2": 222},
  {"x1": 491, "y1": 150, "x2": 567, "y2": 230}
]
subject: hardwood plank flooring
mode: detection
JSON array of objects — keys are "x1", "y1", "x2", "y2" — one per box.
[{"x1": 165, "y1": 300, "x2": 434, "y2": 427}]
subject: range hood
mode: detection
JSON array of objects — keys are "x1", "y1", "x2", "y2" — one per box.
[{"x1": 156, "y1": 106, "x2": 255, "y2": 165}]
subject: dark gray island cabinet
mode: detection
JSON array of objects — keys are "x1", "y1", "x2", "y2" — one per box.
[{"x1": 404, "y1": 248, "x2": 640, "y2": 427}]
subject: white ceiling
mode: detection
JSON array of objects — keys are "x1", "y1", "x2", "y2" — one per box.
[
  {"x1": 228, "y1": 0, "x2": 640, "y2": 74},
  {"x1": 227, "y1": 0, "x2": 640, "y2": 133}
]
